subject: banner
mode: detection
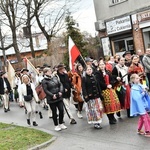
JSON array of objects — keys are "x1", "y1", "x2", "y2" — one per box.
[
  {"x1": 7, "y1": 60, "x2": 15, "y2": 88},
  {"x1": 24, "y1": 57, "x2": 39, "y2": 86}
]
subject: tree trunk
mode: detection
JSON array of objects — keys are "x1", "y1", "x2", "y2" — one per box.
[
  {"x1": 13, "y1": 34, "x2": 22, "y2": 62},
  {"x1": 28, "y1": 26, "x2": 35, "y2": 58},
  {"x1": 47, "y1": 40, "x2": 53, "y2": 56}
]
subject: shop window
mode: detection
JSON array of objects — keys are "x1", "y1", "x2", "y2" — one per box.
[
  {"x1": 113, "y1": 38, "x2": 134, "y2": 54},
  {"x1": 114, "y1": 40, "x2": 126, "y2": 53}
]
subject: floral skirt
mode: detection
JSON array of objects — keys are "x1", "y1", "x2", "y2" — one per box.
[
  {"x1": 102, "y1": 89, "x2": 121, "y2": 114},
  {"x1": 85, "y1": 98, "x2": 103, "y2": 124}
]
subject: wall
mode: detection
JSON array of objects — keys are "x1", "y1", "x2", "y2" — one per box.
[{"x1": 93, "y1": 0, "x2": 150, "y2": 21}]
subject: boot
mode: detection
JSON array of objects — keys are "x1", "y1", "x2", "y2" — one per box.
[
  {"x1": 4, "y1": 108, "x2": 7, "y2": 113},
  {"x1": 127, "y1": 109, "x2": 133, "y2": 118},
  {"x1": 39, "y1": 112, "x2": 43, "y2": 119},
  {"x1": 27, "y1": 119, "x2": 30, "y2": 125},
  {"x1": 107, "y1": 114, "x2": 116, "y2": 125},
  {"x1": 116, "y1": 111, "x2": 121, "y2": 118},
  {"x1": 33, "y1": 121, "x2": 38, "y2": 126}
]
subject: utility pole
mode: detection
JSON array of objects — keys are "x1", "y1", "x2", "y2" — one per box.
[{"x1": 0, "y1": 23, "x2": 7, "y2": 68}]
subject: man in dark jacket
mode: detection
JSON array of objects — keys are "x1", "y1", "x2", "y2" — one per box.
[
  {"x1": 123, "y1": 51, "x2": 132, "y2": 67},
  {"x1": 0, "y1": 71, "x2": 12, "y2": 112},
  {"x1": 57, "y1": 64, "x2": 77, "y2": 124}
]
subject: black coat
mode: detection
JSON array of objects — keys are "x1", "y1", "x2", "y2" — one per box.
[
  {"x1": 57, "y1": 72, "x2": 72, "y2": 98},
  {"x1": 42, "y1": 76, "x2": 63, "y2": 104},
  {"x1": 0, "y1": 77, "x2": 11, "y2": 94},
  {"x1": 82, "y1": 73, "x2": 103, "y2": 102},
  {"x1": 95, "y1": 70, "x2": 116, "y2": 91}
]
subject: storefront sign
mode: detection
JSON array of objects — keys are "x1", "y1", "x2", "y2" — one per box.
[
  {"x1": 137, "y1": 11, "x2": 150, "y2": 22},
  {"x1": 106, "y1": 16, "x2": 131, "y2": 35}
]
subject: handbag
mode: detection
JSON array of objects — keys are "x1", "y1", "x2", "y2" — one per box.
[
  {"x1": 24, "y1": 95, "x2": 33, "y2": 102},
  {"x1": 36, "y1": 84, "x2": 46, "y2": 100}
]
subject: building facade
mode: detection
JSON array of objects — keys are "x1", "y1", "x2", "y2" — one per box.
[{"x1": 93, "y1": 0, "x2": 150, "y2": 56}]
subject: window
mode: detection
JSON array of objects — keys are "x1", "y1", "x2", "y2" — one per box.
[
  {"x1": 110, "y1": 0, "x2": 127, "y2": 5},
  {"x1": 113, "y1": 37, "x2": 134, "y2": 54}
]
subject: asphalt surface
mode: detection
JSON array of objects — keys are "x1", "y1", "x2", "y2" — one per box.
[{"x1": 0, "y1": 102, "x2": 150, "y2": 150}]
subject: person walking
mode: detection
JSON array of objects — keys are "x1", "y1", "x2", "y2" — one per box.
[
  {"x1": 82, "y1": 65, "x2": 103, "y2": 129},
  {"x1": 142, "y1": 48, "x2": 150, "y2": 88},
  {"x1": 42, "y1": 67, "x2": 67, "y2": 131},
  {"x1": 130, "y1": 73, "x2": 150, "y2": 137},
  {"x1": 72, "y1": 63, "x2": 84, "y2": 119},
  {"x1": 19, "y1": 74, "x2": 39, "y2": 126},
  {"x1": 112, "y1": 57, "x2": 130, "y2": 118},
  {"x1": 0, "y1": 71, "x2": 12, "y2": 113},
  {"x1": 57, "y1": 64, "x2": 77, "y2": 124},
  {"x1": 95, "y1": 60, "x2": 121, "y2": 125}
]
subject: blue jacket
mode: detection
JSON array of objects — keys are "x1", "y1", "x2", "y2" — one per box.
[{"x1": 130, "y1": 84, "x2": 150, "y2": 116}]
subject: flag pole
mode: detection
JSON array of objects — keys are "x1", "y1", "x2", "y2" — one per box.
[{"x1": 78, "y1": 54, "x2": 87, "y2": 67}]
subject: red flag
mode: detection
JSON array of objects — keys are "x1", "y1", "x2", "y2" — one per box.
[{"x1": 68, "y1": 36, "x2": 81, "y2": 71}]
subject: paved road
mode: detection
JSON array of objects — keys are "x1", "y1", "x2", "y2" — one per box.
[{"x1": 0, "y1": 102, "x2": 150, "y2": 150}]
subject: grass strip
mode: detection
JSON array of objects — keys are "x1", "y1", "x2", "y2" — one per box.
[{"x1": 0, "y1": 122, "x2": 53, "y2": 150}]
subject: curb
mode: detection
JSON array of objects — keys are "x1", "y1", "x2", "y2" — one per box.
[{"x1": 28, "y1": 136, "x2": 57, "y2": 150}]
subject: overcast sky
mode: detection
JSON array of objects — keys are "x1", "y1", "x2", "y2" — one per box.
[
  {"x1": 1, "y1": 0, "x2": 97, "y2": 37},
  {"x1": 72, "y1": 0, "x2": 97, "y2": 36}
]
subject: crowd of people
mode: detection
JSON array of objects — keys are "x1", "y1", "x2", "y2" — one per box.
[{"x1": 0, "y1": 48, "x2": 150, "y2": 137}]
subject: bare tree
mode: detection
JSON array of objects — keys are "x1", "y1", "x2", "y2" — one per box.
[
  {"x1": 33, "y1": 0, "x2": 81, "y2": 55},
  {"x1": 23, "y1": 0, "x2": 35, "y2": 57},
  {"x1": 0, "y1": 0, "x2": 24, "y2": 62}
]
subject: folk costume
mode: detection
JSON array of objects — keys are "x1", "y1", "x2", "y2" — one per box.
[
  {"x1": 112, "y1": 64, "x2": 131, "y2": 117},
  {"x1": 82, "y1": 71, "x2": 103, "y2": 129},
  {"x1": 128, "y1": 62, "x2": 144, "y2": 81},
  {"x1": 95, "y1": 69, "x2": 121, "y2": 124}
]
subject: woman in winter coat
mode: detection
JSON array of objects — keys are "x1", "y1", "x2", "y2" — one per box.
[
  {"x1": 42, "y1": 67, "x2": 67, "y2": 131},
  {"x1": 82, "y1": 65, "x2": 103, "y2": 129},
  {"x1": 19, "y1": 74, "x2": 39, "y2": 126},
  {"x1": 72, "y1": 63, "x2": 84, "y2": 119}
]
